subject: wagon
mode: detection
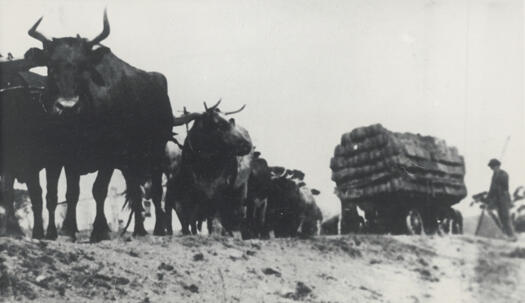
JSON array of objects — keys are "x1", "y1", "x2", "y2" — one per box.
[{"x1": 331, "y1": 124, "x2": 466, "y2": 235}]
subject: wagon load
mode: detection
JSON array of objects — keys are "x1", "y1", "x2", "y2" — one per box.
[{"x1": 331, "y1": 124, "x2": 467, "y2": 206}]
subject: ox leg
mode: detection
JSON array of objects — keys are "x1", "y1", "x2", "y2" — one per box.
[
  {"x1": 197, "y1": 220, "x2": 203, "y2": 233},
  {"x1": 178, "y1": 197, "x2": 193, "y2": 236},
  {"x1": 0, "y1": 174, "x2": 24, "y2": 237},
  {"x1": 165, "y1": 203, "x2": 173, "y2": 235},
  {"x1": 240, "y1": 199, "x2": 255, "y2": 240},
  {"x1": 208, "y1": 215, "x2": 226, "y2": 236},
  {"x1": 164, "y1": 186, "x2": 174, "y2": 235},
  {"x1": 26, "y1": 172, "x2": 44, "y2": 239},
  {"x1": 151, "y1": 171, "x2": 166, "y2": 236},
  {"x1": 257, "y1": 199, "x2": 269, "y2": 239},
  {"x1": 190, "y1": 221, "x2": 198, "y2": 235},
  {"x1": 90, "y1": 168, "x2": 113, "y2": 243},
  {"x1": 62, "y1": 166, "x2": 80, "y2": 241},
  {"x1": 180, "y1": 211, "x2": 191, "y2": 235},
  {"x1": 123, "y1": 172, "x2": 147, "y2": 237},
  {"x1": 45, "y1": 165, "x2": 61, "y2": 240}
]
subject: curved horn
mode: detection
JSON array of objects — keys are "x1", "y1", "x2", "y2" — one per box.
[
  {"x1": 28, "y1": 16, "x2": 51, "y2": 44},
  {"x1": 172, "y1": 112, "x2": 201, "y2": 126},
  {"x1": 224, "y1": 104, "x2": 246, "y2": 115},
  {"x1": 89, "y1": 9, "x2": 110, "y2": 46},
  {"x1": 208, "y1": 98, "x2": 222, "y2": 111}
]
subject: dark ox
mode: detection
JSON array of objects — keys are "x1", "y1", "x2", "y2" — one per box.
[
  {"x1": 26, "y1": 10, "x2": 176, "y2": 241},
  {"x1": 141, "y1": 140, "x2": 182, "y2": 229},
  {"x1": 261, "y1": 166, "x2": 323, "y2": 238},
  {"x1": 165, "y1": 100, "x2": 252, "y2": 235},
  {"x1": 241, "y1": 151, "x2": 272, "y2": 239},
  {"x1": 242, "y1": 158, "x2": 323, "y2": 239},
  {"x1": 0, "y1": 60, "x2": 99, "y2": 240},
  {"x1": 0, "y1": 61, "x2": 47, "y2": 237}
]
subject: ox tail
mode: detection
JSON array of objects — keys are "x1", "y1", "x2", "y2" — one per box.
[
  {"x1": 168, "y1": 134, "x2": 184, "y2": 149},
  {"x1": 121, "y1": 209, "x2": 134, "y2": 236}
]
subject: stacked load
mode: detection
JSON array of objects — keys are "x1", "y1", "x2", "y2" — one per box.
[{"x1": 331, "y1": 124, "x2": 467, "y2": 204}]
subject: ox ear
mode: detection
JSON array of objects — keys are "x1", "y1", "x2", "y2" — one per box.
[
  {"x1": 90, "y1": 46, "x2": 110, "y2": 65},
  {"x1": 24, "y1": 47, "x2": 47, "y2": 67}
]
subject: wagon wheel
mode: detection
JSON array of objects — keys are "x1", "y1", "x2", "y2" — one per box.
[
  {"x1": 406, "y1": 209, "x2": 425, "y2": 235},
  {"x1": 438, "y1": 217, "x2": 453, "y2": 235},
  {"x1": 451, "y1": 217, "x2": 463, "y2": 234}
]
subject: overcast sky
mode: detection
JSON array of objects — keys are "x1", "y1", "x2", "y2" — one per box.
[{"x1": 1, "y1": 0, "x2": 524, "y2": 219}]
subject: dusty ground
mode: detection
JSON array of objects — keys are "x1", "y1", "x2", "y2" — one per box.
[{"x1": 0, "y1": 233, "x2": 524, "y2": 303}]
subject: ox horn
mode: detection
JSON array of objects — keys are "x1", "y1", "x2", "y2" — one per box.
[
  {"x1": 224, "y1": 104, "x2": 246, "y2": 115},
  {"x1": 172, "y1": 112, "x2": 201, "y2": 126},
  {"x1": 208, "y1": 98, "x2": 222, "y2": 111},
  {"x1": 28, "y1": 16, "x2": 51, "y2": 44},
  {"x1": 89, "y1": 9, "x2": 110, "y2": 46}
]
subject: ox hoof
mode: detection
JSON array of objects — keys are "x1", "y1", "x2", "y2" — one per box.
[
  {"x1": 61, "y1": 225, "x2": 78, "y2": 242},
  {"x1": 166, "y1": 229, "x2": 173, "y2": 236},
  {"x1": 132, "y1": 229, "x2": 148, "y2": 237},
  {"x1": 90, "y1": 230, "x2": 111, "y2": 243},
  {"x1": 153, "y1": 230, "x2": 166, "y2": 236},
  {"x1": 153, "y1": 224, "x2": 166, "y2": 236},
  {"x1": 2, "y1": 217, "x2": 25, "y2": 238},
  {"x1": 45, "y1": 228, "x2": 58, "y2": 240},
  {"x1": 32, "y1": 228, "x2": 44, "y2": 240}
]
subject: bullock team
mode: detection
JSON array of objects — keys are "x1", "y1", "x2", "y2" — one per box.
[{"x1": 0, "y1": 11, "x2": 323, "y2": 242}]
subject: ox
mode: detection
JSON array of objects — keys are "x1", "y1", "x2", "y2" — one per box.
[
  {"x1": 241, "y1": 151, "x2": 272, "y2": 239},
  {"x1": 26, "y1": 10, "x2": 176, "y2": 241},
  {"x1": 297, "y1": 186, "x2": 323, "y2": 237},
  {"x1": 267, "y1": 167, "x2": 320, "y2": 237},
  {"x1": 141, "y1": 140, "x2": 182, "y2": 232},
  {"x1": 243, "y1": 162, "x2": 322, "y2": 239},
  {"x1": 165, "y1": 101, "x2": 252, "y2": 236},
  {"x1": 264, "y1": 167, "x2": 322, "y2": 238},
  {"x1": 0, "y1": 60, "x2": 47, "y2": 237},
  {"x1": 0, "y1": 58, "x2": 102, "y2": 240}
]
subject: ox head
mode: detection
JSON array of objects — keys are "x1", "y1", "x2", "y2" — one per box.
[
  {"x1": 174, "y1": 100, "x2": 252, "y2": 156},
  {"x1": 26, "y1": 10, "x2": 110, "y2": 116}
]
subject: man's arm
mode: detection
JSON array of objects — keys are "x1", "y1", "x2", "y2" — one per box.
[{"x1": 487, "y1": 172, "x2": 497, "y2": 202}]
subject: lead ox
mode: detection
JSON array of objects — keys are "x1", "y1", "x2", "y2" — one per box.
[
  {"x1": 0, "y1": 59, "x2": 101, "y2": 240},
  {"x1": 26, "y1": 10, "x2": 176, "y2": 241},
  {"x1": 165, "y1": 101, "x2": 252, "y2": 235}
]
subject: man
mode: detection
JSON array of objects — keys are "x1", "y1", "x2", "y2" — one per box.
[{"x1": 487, "y1": 158, "x2": 516, "y2": 240}]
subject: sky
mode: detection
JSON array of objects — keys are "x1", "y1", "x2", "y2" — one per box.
[{"x1": 1, "y1": 0, "x2": 524, "y2": 221}]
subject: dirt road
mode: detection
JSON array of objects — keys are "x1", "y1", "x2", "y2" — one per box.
[{"x1": 1, "y1": 234, "x2": 524, "y2": 302}]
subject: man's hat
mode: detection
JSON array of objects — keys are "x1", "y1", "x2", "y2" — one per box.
[{"x1": 488, "y1": 158, "x2": 501, "y2": 168}]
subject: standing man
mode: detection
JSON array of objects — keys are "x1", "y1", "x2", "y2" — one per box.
[{"x1": 487, "y1": 158, "x2": 516, "y2": 240}]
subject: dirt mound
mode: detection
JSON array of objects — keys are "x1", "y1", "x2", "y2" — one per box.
[{"x1": 0, "y1": 234, "x2": 523, "y2": 302}]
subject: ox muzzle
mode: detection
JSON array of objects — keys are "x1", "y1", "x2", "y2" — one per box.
[{"x1": 53, "y1": 96, "x2": 81, "y2": 115}]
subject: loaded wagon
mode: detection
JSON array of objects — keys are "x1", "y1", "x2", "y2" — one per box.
[{"x1": 330, "y1": 124, "x2": 466, "y2": 235}]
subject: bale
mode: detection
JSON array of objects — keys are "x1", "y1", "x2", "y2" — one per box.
[{"x1": 331, "y1": 124, "x2": 466, "y2": 205}]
